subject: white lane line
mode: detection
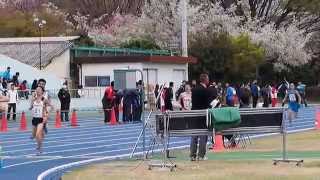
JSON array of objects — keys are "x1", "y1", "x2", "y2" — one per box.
[
  {"x1": 3, "y1": 134, "x2": 153, "y2": 154},
  {"x1": 0, "y1": 124, "x2": 143, "y2": 143},
  {"x1": 3, "y1": 140, "x2": 189, "y2": 169}
]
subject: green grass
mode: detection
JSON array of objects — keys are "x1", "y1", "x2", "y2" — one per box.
[{"x1": 63, "y1": 130, "x2": 320, "y2": 180}]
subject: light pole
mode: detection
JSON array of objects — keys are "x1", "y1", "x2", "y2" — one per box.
[
  {"x1": 181, "y1": 0, "x2": 188, "y2": 58},
  {"x1": 34, "y1": 18, "x2": 46, "y2": 70}
]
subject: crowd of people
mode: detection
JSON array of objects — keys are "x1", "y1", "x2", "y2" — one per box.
[
  {"x1": 155, "y1": 78, "x2": 308, "y2": 113},
  {"x1": 101, "y1": 80, "x2": 144, "y2": 124}
]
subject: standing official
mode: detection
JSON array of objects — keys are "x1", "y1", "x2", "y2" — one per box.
[{"x1": 190, "y1": 73, "x2": 210, "y2": 161}]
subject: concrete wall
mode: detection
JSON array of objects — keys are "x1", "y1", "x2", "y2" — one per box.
[
  {"x1": 81, "y1": 62, "x2": 188, "y2": 89},
  {"x1": 45, "y1": 50, "x2": 70, "y2": 80},
  {"x1": 143, "y1": 63, "x2": 187, "y2": 89},
  {"x1": 81, "y1": 62, "x2": 143, "y2": 84}
]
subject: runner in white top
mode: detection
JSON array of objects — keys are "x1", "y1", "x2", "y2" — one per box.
[
  {"x1": 34, "y1": 79, "x2": 54, "y2": 134},
  {"x1": 178, "y1": 84, "x2": 192, "y2": 110},
  {"x1": 30, "y1": 86, "x2": 49, "y2": 155}
]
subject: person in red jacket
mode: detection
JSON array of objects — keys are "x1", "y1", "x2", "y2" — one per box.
[
  {"x1": 271, "y1": 84, "x2": 278, "y2": 107},
  {"x1": 102, "y1": 81, "x2": 115, "y2": 124}
]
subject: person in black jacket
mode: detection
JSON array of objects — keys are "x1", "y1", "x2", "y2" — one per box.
[
  {"x1": 58, "y1": 84, "x2": 71, "y2": 122},
  {"x1": 190, "y1": 73, "x2": 210, "y2": 161},
  {"x1": 164, "y1": 82, "x2": 174, "y2": 111}
]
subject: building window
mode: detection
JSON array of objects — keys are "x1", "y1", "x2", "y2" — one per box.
[
  {"x1": 85, "y1": 76, "x2": 110, "y2": 87},
  {"x1": 98, "y1": 76, "x2": 110, "y2": 87}
]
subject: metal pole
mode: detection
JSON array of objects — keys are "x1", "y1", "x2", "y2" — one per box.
[
  {"x1": 282, "y1": 110, "x2": 287, "y2": 160},
  {"x1": 39, "y1": 27, "x2": 42, "y2": 70},
  {"x1": 135, "y1": 69, "x2": 146, "y2": 158},
  {"x1": 181, "y1": 0, "x2": 188, "y2": 57}
]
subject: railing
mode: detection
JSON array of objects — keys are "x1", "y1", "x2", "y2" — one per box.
[
  {"x1": 6, "y1": 88, "x2": 105, "y2": 100},
  {"x1": 72, "y1": 46, "x2": 178, "y2": 57}
]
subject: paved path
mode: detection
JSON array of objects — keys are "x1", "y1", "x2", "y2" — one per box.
[{"x1": 0, "y1": 107, "x2": 316, "y2": 180}]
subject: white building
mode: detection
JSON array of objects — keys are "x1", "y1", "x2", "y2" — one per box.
[
  {"x1": 0, "y1": 36, "x2": 79, "y2": 84},
  {"x1": 74, "y1": 48, "x2": 197, "y2": 91}
]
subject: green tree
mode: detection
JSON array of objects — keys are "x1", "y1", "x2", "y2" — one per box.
[
  {"x1": 189, "y1": 32, "x2": 265, "y2": 83},
  {"x1": 225, "y1": 35, "x2": 265, "y2": 82}
]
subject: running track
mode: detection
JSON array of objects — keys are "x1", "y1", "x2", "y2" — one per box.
[{"x1": 0, "y1": 107, "x2": 316, "y2": 180}]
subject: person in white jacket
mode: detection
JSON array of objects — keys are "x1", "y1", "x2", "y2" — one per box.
[{"x1": 7, "y1": 83, "x2": 18, "y2": 121}]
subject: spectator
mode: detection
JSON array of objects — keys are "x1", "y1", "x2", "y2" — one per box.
[
  {"x1": 261, "y1": 85, "x2": 271, "y2": 107},
  {"x1": 154, "y1": 84, "x2": 160, "y2": 110},
  {"x1": 102, "y1": 81, "x2": 115, "y2": 124},
  {"x1": 7, "y1": 83, "x2": 18, "y2": 121},
  {"x1": 178, "y1": 83, "x2": 192, "y2": 110},
  {"x1": 77, "y1": 85, "x2": 84, "y2": 98},
  {"x1": 0, "y1": 77, "x2": 4, "y2": 91},
  {"x1": 251, "y1": 80, "x2": 259, "y2": 108},
  {"x1": 239, "y1": 87, "x2": 251, "y2": 108},
  {"x1": 114, "y1": 89, "x2": 123, "y2": 122},
  {"x1": 175, "y1": 80, "x2": 186, "y2": 101},
  {"x1": 164, "y1": 82, "x2": 174, "y2": 111},
  {"x1": 271, "y1": 84, "x2": 278, "y2": 107},
  {"x1": 208, "y1": 83, "x2": 219, "y2": 108},
  {"x1": 13, "y1": 72, "x2": 20, "y2": 86},
  {"x1": 297, "y1": 82, "x2": 307, "y2": 107},
  {"x1": 278, "y1": 80, "x2": 289, "y2": 100},
  {"x1": 58, "y1": 84, "x2": 71, "y2": 122},
  {"x1": 0, "y1": 90, "x2": 9, "y2": 116},
  {"x1": 19, "y1": 80, "x2": 29, "y2": 100},
  {"x1": 225, "y1": 83, "x2": 236, "y2": 107},
  {"x1": 3, "y1": 67, "x2": 11, "y2": 81},
  {"x1": 190, "y1": 73, "x2": 210, "y2": 161},
  {"x1": 2, "y1": 79, "x2": 8, "y2": 90},
  {"x1": 31, "y1": 79, "x2": 38, "y2": 93}
]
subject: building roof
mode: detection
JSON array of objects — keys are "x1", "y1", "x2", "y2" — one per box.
[
  {"x1": 72, "y1": 46, "x2": 178, "y2": 57},
  {"x1": 0, "y1": 36, "x2": 79, "y2": 43},
  {"x1": 75, "y1": 56, "x2": 197, "y2": 64},
  {"x1": 0, "y1": 36, "x2": 79, "y2": 69}
]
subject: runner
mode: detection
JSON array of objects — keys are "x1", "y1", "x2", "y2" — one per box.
[
  {"x1": 282, "y1": 83, "x2": 301, "y2": 123},
  {"x1": 29, "y1": 86, "x2": 49, "y2": 155},
  {"x1": 36, "y1": 79, "x2": 53, "y2": 134}
]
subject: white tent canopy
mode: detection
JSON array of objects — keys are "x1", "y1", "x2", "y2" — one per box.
[{"x1": 0, "y1": 54, "x2": 63, "y2": 90}]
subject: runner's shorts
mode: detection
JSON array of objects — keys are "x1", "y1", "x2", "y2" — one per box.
[{"x1": 32, "y1": 117, "x2": 44, "y2": 127}]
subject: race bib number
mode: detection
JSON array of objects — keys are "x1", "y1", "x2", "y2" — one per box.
[
  {"x1": 289, "y1": 94, "x2": 296, "y2": 102},
  {"x1": 33, "y1": 106, "x2": 43, "y2": 117}
]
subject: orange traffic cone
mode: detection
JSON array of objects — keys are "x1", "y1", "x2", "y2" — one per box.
[
  {"x1": 71, "y1": 110, "x2": 78, "y2": 127},
  {"x1": 55, "y1": 110, "x2": 62, "y2": 128},
  {"x1": 1, "y1": 113, "x2": 8, "y2": 132},
  {"x1": 316, "y1": 109, "x2": 320, "y2": 130},
  {"x1": 110, "y1": 108, "x2": 117, "y2": 125},
  {"x1": 20, "y1": 111, "x2": 27, "y2": 131},
  {"x1": 212, "y1": 134, "x2": 225, "y2": 152}
]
